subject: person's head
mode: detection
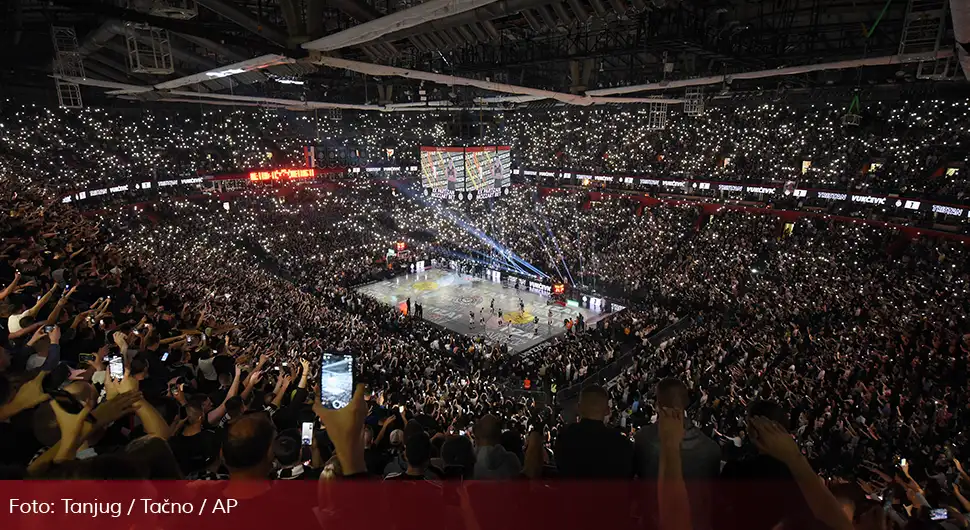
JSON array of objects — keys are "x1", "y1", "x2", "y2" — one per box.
[
  {"x1": 272, "y1": 431, "x2": 301, "y2": 468},
  {"x1": 185, "y1": 394, "x2": 206, "y2": 425},
  {"x1": 473, "y1": 414, "x2": 502, "y2": 446},
  {"x1": 578, "y1": 385, "x2": 610, "y2": 422},
  {"x1": 222, "y1": 413, "x2": 276, "y2": 478},
  {"x1": 656, "y1": 378, "x2": 689, "y2": 409},
  {"x1": 129, "y1": 354, "x2": 150, "y2": 381},
  {"x1": 17, "y1": 314, "x2": 35, "y2": 329},
  {"x1": 404, "y1": 430, "x2": 432, "y2": 473},
  {"x1": 225, "y1": 396, "x2": 244, "y2": 419},
  {"x1": 441, "y1": 435, "x2": 475, "y2": 472},
  {"x1": 125, "y1": 435, "x2": 184, "y2": 479},
  {"x1": 389, "y1": 429, "x2": 405, "y2": 447}
]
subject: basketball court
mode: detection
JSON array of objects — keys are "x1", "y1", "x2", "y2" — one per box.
[{"x1": 354, "y1": 269, "x2": 610, "y2": 352}]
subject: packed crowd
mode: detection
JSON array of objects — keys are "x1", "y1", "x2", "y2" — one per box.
[
  {"x1": 2, "y1": 99, "x2": 969, "y2": 198},
  {"x1": 1, "y1": 156, "x2": 969, "y2": 529}
]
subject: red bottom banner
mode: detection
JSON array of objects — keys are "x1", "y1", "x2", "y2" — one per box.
[{"x1": 1, "y1": 480, "x2": 818, "y2": 530}]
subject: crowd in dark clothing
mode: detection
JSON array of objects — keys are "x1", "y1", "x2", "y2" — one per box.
[{"x1": 0, "y1": 163, "x2": 968, "y2": 530}]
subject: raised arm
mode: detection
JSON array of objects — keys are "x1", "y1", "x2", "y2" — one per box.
[
  {"x1": 0, "y1": 271, "x2": 21, "y2": 300},
  {"x1": 26, "y1": 285, "x2": 58, "y2": 318},
  {"x1": 659, "y1": 408, "x2": 691, "y2": 530},
  {"x1": 748, "y1": 417, "x2": 853, "y2": 530},
  {"x1": 206, "y1": 365, "x2": 242, "y2": 425}
]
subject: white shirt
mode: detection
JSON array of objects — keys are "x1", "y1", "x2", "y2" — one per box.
[{"x1": 7, "y1": 310, "x2": 30, "y2": 333}]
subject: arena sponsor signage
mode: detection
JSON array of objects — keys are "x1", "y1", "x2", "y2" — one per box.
[
  {"x1": 522, "y1": 170, "x2": 538, "y2": 176},
  {"x1": 139, "y1": 181, "x2": 152, "y2": 189},
  {"x1": 793, "y1": 189, "x2": 809, "y2": 198},
  {"x1": 902, "y1": 200, "x2": 921, "y2": 210},
  {"x1": 158, "y1": 180, "x2": 179, "y2": 187},
  {"x1": 88, "y1": 188, "x2": 108, "y2": 197},
  {"x1": 641, "y1": 179, "x2": 660, "y2": 186},
  {"x1": 718, "y1": 184, "x2": 744, "y2": 192},
  {"x1": 538, "y1": 171, "x2": 556, "y2": 177},
  {"x1": 850, "y1": 195, "x2": 886, "y2": 205},
  {"x1": 512, "y1": 169, "x2": 521, "y2": 175},
  {"x1": 662, "y1": 180, "x2": 687, "y2": 187},
  {"x1": 76, "y1": 191, "x2": 87, "y2": 200},
  {"x1": 521, "y1": 340, "x2": 553, "y2": 357},
  {"x1": 696, "y1": 182, "x2": 711, "y2": 190},
  {"x1": 594, "y1": 176, "x2": 613, "y2": 182},
  {"x1": 562, "y1": 172, "x2": 573, "y2": 178},
  {"x1": 528, "y1": 281, "x2": 552, "y2": 294},
  {"x1": 932, "y1": 204, "x2": 965, "y2": 216},
  {"x1": 180, "y1": 177, "x2": 203, "y2": 185},
  {"x1": 61, "y1": 196, "x2": 73, "y2": 203},
  {"x1": 248, "y1": 168, "x2": 315, "y2": 181},
  {"x1": 817, "y1": 191, "x2": 848, "y2": 200},
  {"x1": 109, "y1": 185, "x2": 130, "y2": 193},
  {"x1": 575, "y1": 174, "x2": 595, "y2": 180},
  {"x1": 746, "y1": 186, "x2": 776, "y2": 194},
  {"x1": 364, "y1": 166, "x2": 402, "y2": 172}
]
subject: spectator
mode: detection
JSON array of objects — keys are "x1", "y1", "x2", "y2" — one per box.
[
  {"x1": 473, "y1": 414, "x2": 522, "y2": 479},
  {"x1": 555, "y1": 385, "x2": 633, "y2": 478}
]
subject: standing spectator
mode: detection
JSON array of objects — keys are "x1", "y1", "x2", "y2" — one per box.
[
  {"x1": 636, "y1": 378, "x2": 721, "y2": 529},
  {"x1": 473, "y1": 414, "x2": 522, "y2": 479},
  {"x1": 555, "y1": 385, "x2": 633, "y2": 478}
]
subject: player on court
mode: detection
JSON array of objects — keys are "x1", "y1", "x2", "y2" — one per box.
[
  {"x1": 469, "y1": 311, "x2": 475, "y2": 327},
  {"x1": 519, "y1": 298, "x2": 525, "y2": 314},
  {"x1": 533, "y1": 316, "x2": 540, "y2": 336},
  {"x1": 547, "y1": 308, "x2": 553, "y2": 331},
  {"x1": 490, "y1": 298, "x2": 495, "y2": 315}
]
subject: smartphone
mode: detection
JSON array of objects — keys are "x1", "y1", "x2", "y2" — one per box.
[
  {"x1": 108, "y1": 356, "x2": 124, "y2": 379},
  {"x1": 900, "y1": 458, "x2": 907, "y2": 468},
  {"x1": 43, "y1": 325, "x2": 55, "y2": 333},
  {"x1": 930, "y1": 508, "x2": 948, "y2": 521},
  {"x1": 160, "y1": 352, "x2": 170, "y2": 362},
  {"x1": 301, "y1": 422, "x2": 313, "y2": 446},
  {"x1": 78, "y1": 352, "x2": 96, "y2": 369},
  {"x1": 319, "y1": 352, "x2": 355, "y2": 410}
]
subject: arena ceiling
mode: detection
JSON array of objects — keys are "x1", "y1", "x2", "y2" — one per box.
[{"x1": 1, "y1": 0, "x2": 968, "y2": 109}]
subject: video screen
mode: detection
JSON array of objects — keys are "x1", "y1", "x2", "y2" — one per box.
[
  {"x1": 420, "y1": 147, "x2": 464, "y2": 193},
  {"x1": 420, "y1": 146, "x2": 511, "y2": 199},
  {"x1": 464, "y1": 146, "x2": 511, "y2": 193},
  {"x1": 319, "y1": 352, "x2": 354, "y2": 409}
]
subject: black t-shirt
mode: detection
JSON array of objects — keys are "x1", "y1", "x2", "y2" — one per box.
[
  {"x1": 168, "y1": 429, "x2": 221, "y2": 476},
  {"x1": 554, "y1": 418, "x2": 634, "y2": 478}
]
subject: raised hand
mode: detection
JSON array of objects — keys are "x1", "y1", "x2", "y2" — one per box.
[
  {"x1": 658, "y1": 407, "x2": 686, "y2": 448},
  {"x1": 747, "y1": 416, "x2": 802, "y2": 464},
  {"x1": 50, "y1": 400, "x2": 92, "y2": 462},
  {"x1": 313, "y1": 383, "x2": 367, "y2": 475},
  {"x1": 1, "y1": 371, "x2": 51, "y2": 418}
]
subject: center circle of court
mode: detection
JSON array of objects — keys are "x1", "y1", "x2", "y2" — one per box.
[
  {"x1": 412, "y1": 281, "x2": 439, "y2": 291},
  {"x1": 506, "y1": 311, "x2": 534, "y2": 324}
]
